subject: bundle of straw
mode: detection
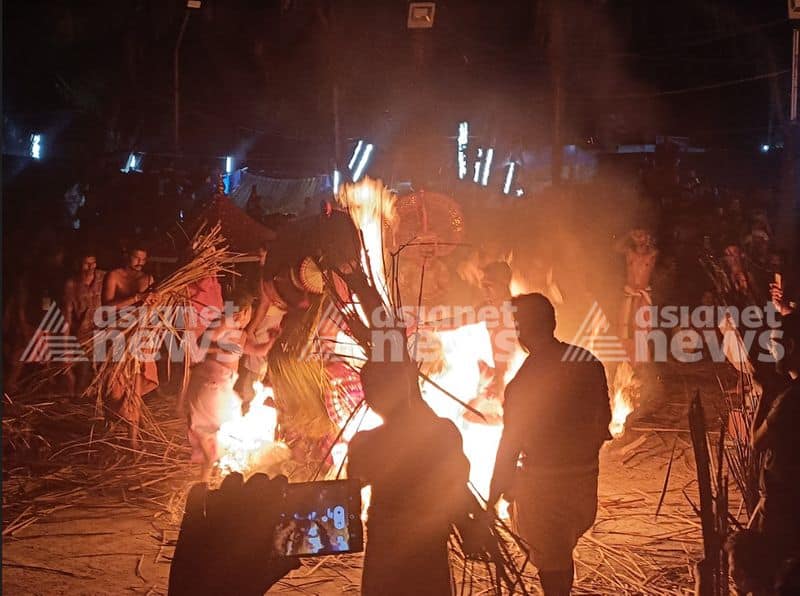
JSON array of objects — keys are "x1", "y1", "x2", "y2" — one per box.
[{"x1": 81, "y1": 222, "x2": 236, "y2": 429}]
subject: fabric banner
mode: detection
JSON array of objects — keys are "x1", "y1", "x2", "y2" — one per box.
[{"x1": 229, "y1": 171, "x2": 333, "y2": 215}]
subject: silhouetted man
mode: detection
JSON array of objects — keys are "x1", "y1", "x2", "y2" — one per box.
[
  {"x1": 490, "y1": 293, "x2": 611, "y2": 596},
  {"x1": 752, "y1": 312, "x2": 800, "y2": 570},
  {"x1": 348, "y1": 360, "x2": 473, "y2": 596}
]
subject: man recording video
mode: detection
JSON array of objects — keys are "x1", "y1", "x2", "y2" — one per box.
[{"x1": 169, "y1": 360, "x2": 479, "y2": 596}]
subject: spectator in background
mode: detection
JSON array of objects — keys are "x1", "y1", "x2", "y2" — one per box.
[
  {"x1": 616, "y1": 228, "x2": 658, "y2": 342},
  {"x1": 63, "y1": 249, "x2": 106, "y2": 394},
  {"x1": 721, "y1": 244, "x2": 758, "y2": 307},
  {"x1": 101, "y1": 244, "x2": 159, "y2": 449},
  {"x1": 752, "y1": 313, "x2": 800, "y2": 580},
  {"x1": 3, "y1": 254, "x2": 42, "y2": 394}
]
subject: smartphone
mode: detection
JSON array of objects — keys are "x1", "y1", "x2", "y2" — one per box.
[
  {"x1": 774, "y1": 272, "x2": 782, "y2": 289},
  {"x1": 272, "y1": 479, "x2": 363, "y2": 558}
]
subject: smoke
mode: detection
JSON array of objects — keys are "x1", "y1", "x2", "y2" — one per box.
[{"x1": 458, "y1": 172, "x2": 650, "y2": 342}]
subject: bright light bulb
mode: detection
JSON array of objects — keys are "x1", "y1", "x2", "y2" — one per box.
[
  {"x1": 30, "y1": 134, "x2": 42, "y2": 160},
  {"x1": 348, "y1": 140, "x2": 364, "y2": 170},
  {"x1": 457, "y1": 121, "x2": 469, "y2": 179}
]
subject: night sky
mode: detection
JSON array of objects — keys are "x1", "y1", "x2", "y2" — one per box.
[{"x1": 2, "y1": 0, "x2": 795, "y2": 169}]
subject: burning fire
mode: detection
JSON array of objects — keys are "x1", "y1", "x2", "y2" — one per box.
[
  {"x1": 420, "y1": 321, "x2": 526, "y2": 506},
  {"x1": 510, "y1": 275, "x2": 528, "y2": 298},
  {"x1": 217, "y1": 381, "x2": 288, "y2": 476},
  {"x1": 209, "y1": 180, "x2": 638, "y2": 514},
  {"x1": 609, "y1": 388, "x2": 634, "y2": 438},
  {"x1": 609, "y1": 361, "x2": 637, "y2": 438},
  {"x1": 425, "y1": 323, "x2": 500, "y2": 497},
  {"x1": 336, "y1": 178, "x2": 397, "y2": 305}
]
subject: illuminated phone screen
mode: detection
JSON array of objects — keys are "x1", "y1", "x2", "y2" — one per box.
[{"x1": 272, "y1": 480, "x2": 362, "y2": 557}]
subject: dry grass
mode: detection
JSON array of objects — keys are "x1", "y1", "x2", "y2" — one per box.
[{"x1": 3, "y1": 386, "x2": 706, "y2": 595}]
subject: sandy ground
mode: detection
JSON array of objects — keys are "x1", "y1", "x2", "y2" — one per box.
[{"x1": 3, "y1": 360, "x2": 737, "y2": 595}]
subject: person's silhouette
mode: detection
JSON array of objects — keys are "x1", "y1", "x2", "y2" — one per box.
[
  {"x1": 490, "y1": 293, "x2": 611, "y2": 596},
  {"x1": 348, "y1": 360, "x2": 473, "y2": 595}
]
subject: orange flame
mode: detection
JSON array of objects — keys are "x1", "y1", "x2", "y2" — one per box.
[
  {"x1": 217, "y1": 382, "x2": 288, "y2": 476},
  {"x1": 609, "y1": 361, "x2": 637, "y2": 438},
  {"x1": 336, "y1": 178, "x2": 397, "y2": 305},
  {"x1": 610, "y1": 388, "x2": 634, "y2": 438}
]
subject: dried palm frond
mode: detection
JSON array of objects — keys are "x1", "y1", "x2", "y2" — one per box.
[
  {"x1": 268, "y1": 297, "x2": 337, "y2": 441},
  {"x1": 48, "y1": 223, "x2": 237, "y2": 432},
  {"x1": 718, "y1": 375, "x2": 762, "y2": 517}
]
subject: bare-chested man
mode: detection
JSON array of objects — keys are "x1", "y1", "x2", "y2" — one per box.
[
  {"x1": 722, "y1": 244, "x2": 758, "y2": 306},
  {"x1": 63, "y1": 250, "x2": 106, "y2": 394},
  {"x1": 616, "y1": 229, "x2": 657, "y2": 343},
  {"x1": 101, "y1": 245, "x2": 159, "y2": 448}
]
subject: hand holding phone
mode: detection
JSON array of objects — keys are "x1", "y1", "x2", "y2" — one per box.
[
  {"x1": 271, "y1": 479, "x2": 363, "y2": 558},
  {"x1": 769, "y1": 273, "x2": 792, "y2": 316},
  {"x1": 169, "y1": 473, "x2": 300, "y2": 596}
]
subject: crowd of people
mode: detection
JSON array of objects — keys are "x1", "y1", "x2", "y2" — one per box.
[{"x1": 3, "y1": 149, "x2": 799, "y2": 595}]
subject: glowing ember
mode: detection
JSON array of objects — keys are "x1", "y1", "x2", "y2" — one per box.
[{"x1": 217, "y1": 382, "x2": 288, "y2": 476}]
